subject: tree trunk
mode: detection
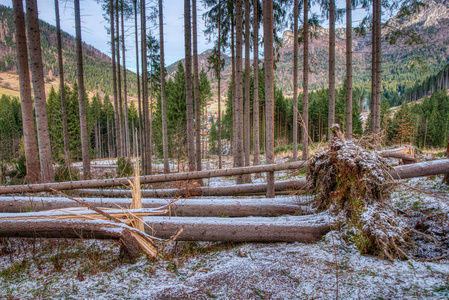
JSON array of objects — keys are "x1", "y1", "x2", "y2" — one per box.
[
  {"x1": 328, "y1": 0, "x2": 336, "y2": 140},
  {"x1": 25, "y1": 0, "x2": 55, "y2": 183},
  {"x1": 374, "y1": 0, "x2": 382, "y2": 132},
  {"x1": 133, "y1": 0, "x2": 143, "y2": 166},
  {"x1": 185, "y1": 0, "x2": 195, "y2": 171},
  {"x1": 235, "y1": 0, "x2": 244, "y2": 184},
  {"x1": 110, "y1": 0, "x2": 120, "y2": 159},
  {"x1": 244, "y1": 0, "x2": 251, "y2": 182},
  {"x1": 0, "y1": 195, "x2": 305, "y2": 217},
  {"x1": 370, "y1": 0, "x2": 381, "y2": 134},
  {"x1": 345, "y1": 0, "x2": 353, "y2": 139},
  {"x1": 121, "y1": 3, "x2": 130, "y2": 157},
  {"x1": 0, "y1": 218, "x2": 141, "y2": 259},
  {"x1": 264, "y1": 0, "x2": 275, "y2": 197},
  {"x1": 302, "y1": 0, "x2": 309, "y2": 160},
  {"x1": 144, "y1": 213, "x2": 329, "y2": 243},
  {"x1": 12, "y1": 0, "x2": 40, "y2": 184},
  {"x1": 55, "y1": 0, "x2": 71, "y2": 168},
  {"x1": 159, "y1": 0, "x2": 170, "y2": 174},
  {"x1": 231, "y1": 14, "x2": 236, "y2": 166},
  {"x1": 78, "y1": 179, "x2": 306, "y2": 198},
  {"x1": 74, "y1": 0, "x2": 91, "y2": 180},
  {"x1": 192, "y1": 0, "x2": 202, "y2": 173},
  {"x1": 217, "y1": 0, "x2": 222, "y2": 169},
  {"x1": 443, "y1": 134, "x2": 449, "y2": 185},
  {"x1": 292, "y1": 0, "x2": 299, "y2": 160},
  {"x1": 253, "y1": 0, "x2": 260, "y2": 168},
  {"x1": 0, "y1": 161, "x2": 307, "y2": 194},
  {"x1": 115, "y1": 0, "x2": 124, "y2": 157},
  {"x1": 141, "y1": 0, "x2": 151, "y2": 175}
]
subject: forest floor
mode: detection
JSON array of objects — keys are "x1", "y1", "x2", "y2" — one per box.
[{"x1": 0, "y1": 167, "x2": 448, "y2": 299}]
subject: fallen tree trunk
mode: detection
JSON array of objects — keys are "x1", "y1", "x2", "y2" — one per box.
[
  {"x1": 0, "y1": 213, "x2": 329, "y2": 243},
  {"x1": 390, "y1": 159, "x2": 449, "y2": 179},
  {"x1": 144, "y1": 213, "x2": 329, "y2": 243},
  {"x1": 77, "y1": 179, "x2": 306, "y2": 198},
  {"x1": 0, "y1": 218, "x2": 142, "y2": 258},
  {"x1": 381, "y1": 151, "x2": 416, "y2": 164},
  {"x1": 0, "y1": 161, "x2": 307, "y2": 194},
  {"x1": 0, "y1": 196, "x2": 303, "y2": 217}
]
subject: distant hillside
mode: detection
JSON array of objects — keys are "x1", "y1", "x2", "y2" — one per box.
[
  {"x1": 0, "y1": 4, "x2": 136, "y2": 98},
  {"x1": 167, "y1": 0, "x2": 449, "y2": 104}
]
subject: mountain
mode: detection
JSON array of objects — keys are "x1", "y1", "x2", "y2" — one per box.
[
  {"x1": 0, "y1": 4, "x2": 137, "y2": 99},
  {"x1": 167, "y1": 0, "x2": 449, "y2": 104}
]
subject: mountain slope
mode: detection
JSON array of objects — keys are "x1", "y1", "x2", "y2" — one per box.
[
  {"x1": 167, "y1": 0, "x2": 449, "y2": 103},
  {"x1": 0, "y1": 4, "x2": 136, "y2": 98}
]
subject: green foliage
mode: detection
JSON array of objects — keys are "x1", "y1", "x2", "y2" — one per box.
[
  {"x1": 0, "y1": 95, "x2": 22, "y2": 162},
  {"x1": 54, "y1": 162, "x2": 80, "y2": 182},
  {"x1": 117, "y1": 157, "x2": 133, "y2": 177}
]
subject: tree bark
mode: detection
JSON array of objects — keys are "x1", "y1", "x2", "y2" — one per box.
[
  {"x1": 121, "y1": 3, "x2": 130, "y2": 157},
  {"x1": 328, "y1": 0, "x2": 336, "y2": 140},
  {"x1": 144, "y1": 213, "x2": 329, "y2": 243},
  {"x1": 302, "y1": 0, "x2": 309, "y2": 160},
  {"x1": 217, "y1": 0, "x2": 222, "y2": 169},
  {"x1": 0, "y1": 196, "x2": 304, "y2": 217},
  {"x1": 374, "y1": 0, "x2": 382, "y2": 133},
  {"x1": 159, "y1": 0, "x2": 170, "y2": 174},
  {"x1": 0, "y1": 218, "x2": 141, "y2": 259},
  {"x1": 370, "y1": 0, "x2": 381, "y2": 134},
  {"x1": 141, "y1": 0, "x2": 152, "y2": 174},
  {"x1": 0, "y1": 161, "x2": 307, "y2": 194},
  {"x1": 78, "y1": 179, "x2": 306, "y2": 198},
  {"x1": 12, "y1": 0, "x2": 40, "y2": 184},
  {"x1": 110, "y1": 0, "x2": 121, "y2": 159},
  {"x1": 55, "y1": 0, "x2": 71, "y2": 167},
  {"x1": 345, "y1": 0, "x2": 353, "y2": 139},
  {"x1": 235, "y1": 0, "x2": 245, "y2": 184},
  {"x1": 253, "y1": 0, "x2": 260, "y2": 167},
  {"x1": 292, "y1": 0, "x2": 299, "y2": 161},
  {"x1": 264, "y1": 0, "x2": 275, "y2": 197},
  {"x1": 25, "y1": 0, "x2": 55, "y2": 183},
  {"x1": 192, "y1": 0, "x2": 202, "y2": 173},
  {"x1": 185, "y1": 0, "x2": 195, "y2": 171},
  {"x1": 244, "y1": 0, "x2": 251, "y2": 182},
  {"x1": 443, "y1": 134, "x2": 449, "y2": 184},
  {"x1": 115, "y1": 0, "x2": 124, "y2": 157},
  {"x1": 231, "y1": 16, "x2": 237, "y2": 165},
  {"x1": 74, "y1": 0, "x2": 91, "y2": 180},
  {"x1": 133, "y1": 0, "x2": 143, "y2": 161}
]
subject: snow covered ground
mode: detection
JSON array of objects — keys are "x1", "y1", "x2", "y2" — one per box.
[{"x1": 0, "y1": 174, "x2": 448, "y2": 299}]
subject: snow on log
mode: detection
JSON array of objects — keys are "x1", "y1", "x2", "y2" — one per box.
[
  {"x1": 390, "y1": 159, "x2": 449, "y2": 179},
  {"x1": 0, "y1": 218, "x2": 142, "y2": 258},
  {"x1": 0, "y1": 196, "x2": 302, "y2": 217},
  {"x1": 143, "y1": 212, "x2": 330, "y2": 243},
  {"x1": 76, "y1": 179, "x2": 306, "y2": 198},
  {"x1": 0, "y1": 161, "x2": 307, "y2": 194}
]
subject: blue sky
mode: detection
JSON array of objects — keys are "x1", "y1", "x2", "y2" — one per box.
[{"x1": 4, "y1": 0, "x2": 371, "y2": 72}]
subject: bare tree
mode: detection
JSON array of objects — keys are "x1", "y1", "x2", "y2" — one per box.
[
  {"x1": 116, "y1": 0, "x2": 124, "y2": 156},
  {"x1": 159, "y1": 0, "x2": 170, "y2": 173},
  {"x1": 133, "y1": 0, "x2": 143, "y2": 160},
  {"x1": 185, "y1": 0, "x2": 195, "y2": 171},
  {"x1": 121, "y1": 1, "x2": 130, "y2": 156},
  {"x1": 74, "y1": 0, "x2": 91, "y2": 179},
  {"x1": 345, "y1": 0, "x2": 353, "y2": 139},
  {"x1": 253, "y1": 0, "x2": 260, "y2": 167},
  {"x1": 264, "y1": 0, "x2": 274, "y2": 197},
  {"x1": 25, "y1": 0, "x2": 55, "y2": 182},
  {"x1": 243, "y1": 0, "x2": 251, "y2": 182},
  {"x1": 292, "y1": 0, "x2": 299, "y2": 160},
  {"x1": 141, "y1": 0, "x2": 152, "y2": 174},
  {"x1": 217, "y1": 0, "x2": 223, "y2": 169},
  {"x1": 55, "y1": 0, "x2": 71, "y2": 168},
  {"x1": 370, "y1": 0, "x2": 381, "y2": 133},
  {"x1": 110, "y1": 0, "x2": 120, "y2": 159},
  {"x1": 12, "y1": 0, "x2": 39, "y2": 184},
  {"x1": 192, "y1": 0, "x2": 202, "y2": 173},
  {"x1": 302, "y1": 0, "x2": 309, "y2": 160},
  {"x1": 328, "y1": 0, "x2": 336, "y2": 139},
  {"x1": 235, "y1": 0, "x2": 244, "y2": 184}
]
